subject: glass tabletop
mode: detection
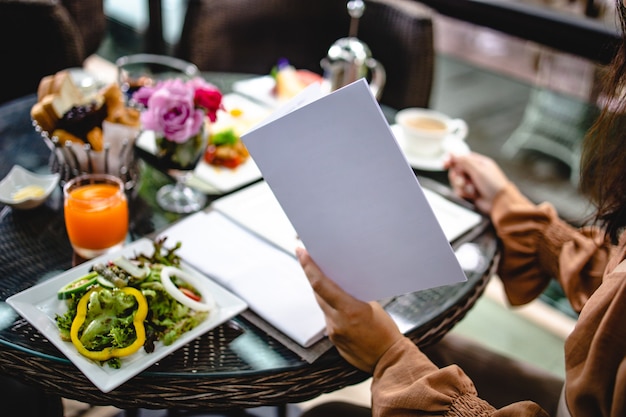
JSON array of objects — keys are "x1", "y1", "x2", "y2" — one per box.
[{"x1": 0, "y1": 72, "x2": 498, "y2": 409}]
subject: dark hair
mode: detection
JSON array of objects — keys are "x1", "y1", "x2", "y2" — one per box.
[{"x1": 580, "y1": 0, "x2": 626, "y2": 243}]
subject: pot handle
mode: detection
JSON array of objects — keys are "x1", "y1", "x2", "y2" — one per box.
[{"x1": 366, "y1": 58, "x2": 386, "y2": 100}]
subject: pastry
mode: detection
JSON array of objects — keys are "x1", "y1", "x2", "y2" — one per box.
[
  {"x1": 57, "y1": 100, "x2": 108, "y2": 141},
  {"x1": 31, "y1": 70, "x2": 139, "y2": 145}
]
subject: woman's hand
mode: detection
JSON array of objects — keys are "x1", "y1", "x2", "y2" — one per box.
[
  {"x1": 446, "y1": 152, "x2": 510, "y2": 214},
  {"x1": 296, "y1": 248, "x2": 403, "y2": 373}
]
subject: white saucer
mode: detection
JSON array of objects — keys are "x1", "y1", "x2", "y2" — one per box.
[{"x1": 391, "y1": 124, "x2": 470, "y2": 171}]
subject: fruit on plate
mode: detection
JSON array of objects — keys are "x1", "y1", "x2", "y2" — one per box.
[
  {"x1": 30, "y1": 70, "x2": 140, "y2": 151},
  {"x1": 271, "y1": 59, "x2": 323, "y2": 100}
]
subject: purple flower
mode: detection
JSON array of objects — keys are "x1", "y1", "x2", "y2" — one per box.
[
  {"x1": 133, "y1": 78, "x2": 223, "y2": 143},
  {"x1": 131, "y1": 85, "x2": 156, "y2": 107}
]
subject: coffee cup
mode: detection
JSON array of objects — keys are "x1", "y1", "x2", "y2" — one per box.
[{"x1": 395, "y1": 108, "x2": 468, "y2": 157}]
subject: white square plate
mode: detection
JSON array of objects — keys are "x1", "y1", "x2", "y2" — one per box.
[{"x1": 6, "y1": 238, "x2": 248, "y2": 393}]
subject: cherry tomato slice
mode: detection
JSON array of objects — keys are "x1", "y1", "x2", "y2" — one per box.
[
  {"x1": 203, "y1": 145, "x2": 217, "y2": 164},
  {"x1": 221, "y1": 156, "x2": 242, "y2": 169},
  {"x1": 179, "y1": 287, "x2": 202, "y2": 302}
]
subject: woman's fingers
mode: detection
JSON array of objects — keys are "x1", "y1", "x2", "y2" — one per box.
[
  {"x1": 296, "y1": 247, "x2": 404, "y2": 373},
  {"x1": 296, "y1": 247, "x2": 354, "y2": 310},
  {"x1": 449, "y1": 167, "x2": 477, "y2": 200},
  {"x1": 447, "y1": 152, "x2": 509, "y2": 214}
]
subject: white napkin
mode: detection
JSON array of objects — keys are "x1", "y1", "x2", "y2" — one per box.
[{"x1": 159, "y1": 210, "x2": 326, "y2": 348}]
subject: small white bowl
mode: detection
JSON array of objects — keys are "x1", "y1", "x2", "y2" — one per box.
[{"x1": 0, "y1": 166, "x2": 60, "y2": 210}]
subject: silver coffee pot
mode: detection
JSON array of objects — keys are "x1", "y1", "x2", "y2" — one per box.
[{"x1": 320, "y1": 1, "x2": 386, "y2": 99}]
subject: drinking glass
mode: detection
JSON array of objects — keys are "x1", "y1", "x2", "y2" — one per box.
[
  {"x1": 115, "y1": 53, "x2": 199, "y2": 102},
  {"x1": 152, "y1": 124, "x2": 208, "y2": 214},
  {"x1": 63, "y1": 174, "x2": 128, "y2": 259}
]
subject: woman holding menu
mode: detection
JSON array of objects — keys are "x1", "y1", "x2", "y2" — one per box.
[{"x1": 296, "y1": 0, "x2": 626, "y2": 415}]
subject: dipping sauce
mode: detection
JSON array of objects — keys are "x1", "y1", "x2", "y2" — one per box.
[{"x1": 12, "y1": 185, "x2": 45, "y2": 201}]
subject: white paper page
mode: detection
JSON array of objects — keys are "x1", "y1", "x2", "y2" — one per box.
[
  {"x1": 212, "y1": 181, "x2": 483, "y2": 254},
  {"x1": 212, "y1": 181, "x2": 303, "y2": 254},
  {"x1": 159, "y1": 210, "x2": 326, "y2": 347},
  {"x1": 422, "y1": 188, "x2": 484, "y2": 242},
  {"x1": 242, "y1": 79, "x2": 467, "y2": 302}
]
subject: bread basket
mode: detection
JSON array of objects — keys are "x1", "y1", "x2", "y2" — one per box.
[
  {"x1": 35, "y1": 120, "x2": 140, "y2": 190},
  {"x1": 31, "y1": 70, "x2": 141, "y2": 190}
]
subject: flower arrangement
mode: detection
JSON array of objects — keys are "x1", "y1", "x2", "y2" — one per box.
[
  {"x1": 132, "y1": 77, "x2": 223, "y2": 143},
  {"x1": 133, "y1": 77, "x2": 223, "y2": 168}
]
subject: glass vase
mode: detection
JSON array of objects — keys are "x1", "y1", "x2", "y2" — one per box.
[{"x1": 154, "y1": 124, "x2": 208, "y2": 214}]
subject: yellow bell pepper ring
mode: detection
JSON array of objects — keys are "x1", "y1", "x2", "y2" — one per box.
[{"x1": 70, "y1": 287, "x2": 148, "y2": 362}]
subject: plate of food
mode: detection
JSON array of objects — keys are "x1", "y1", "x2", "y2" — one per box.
[
  {"x1": 6, "y1": 238, "x2": 248, "y2": 393},
  {"x1": 135, "y1": 93, "x2": 270, "y2": 193},
  {"x1": 190, "y1": 93, "x2": 270, "y2": 192},
  {"x1": 232, "y1": 60, "x2": 324, "y2": 110}
]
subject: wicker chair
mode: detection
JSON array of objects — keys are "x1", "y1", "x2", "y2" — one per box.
[
  {"x1": 0, "y1": 0, "x2": 106, "y2": 104},
  {"x1": 175, "y1": 0, "x2": 435, "y2": 110}
]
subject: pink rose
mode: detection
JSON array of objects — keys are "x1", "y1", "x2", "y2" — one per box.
[
  {"x1": 140, "y1": 79, "x2": 205, "y2": 143},
  {"x1": 131, "y1": 85, "x2": 156, "y2": 107},
  {"x1": 187, "y1": 77, "x2": 216, "y2": 92}
]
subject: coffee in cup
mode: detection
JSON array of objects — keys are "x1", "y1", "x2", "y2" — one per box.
[{"x1": 395, "y1": 108, "x2": 468, "y2": 157}]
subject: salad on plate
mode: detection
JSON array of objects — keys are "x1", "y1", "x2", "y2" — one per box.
[{"x1": 55, "y1": 238, "x2": 214, "y2": 369}]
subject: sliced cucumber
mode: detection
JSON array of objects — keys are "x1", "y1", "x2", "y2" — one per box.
[
  {"x1": 96, "y1": 275, "x2": 116, "y2": 288},
  {"x1": 57, "y1": 272, "x2": 98, "y2": 300},
  {"x1": 112, "y1": 256, "x2": 150, "y2": 279}
]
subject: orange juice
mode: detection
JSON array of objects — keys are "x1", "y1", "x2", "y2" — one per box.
[{"x1": 64, "y1": 175, "x2": 128, "y2": 259}]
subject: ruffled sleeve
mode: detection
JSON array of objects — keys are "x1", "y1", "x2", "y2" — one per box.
[
  {"x1": 490, "y1": 183, "x2": 610, "y2": 311},
  {"x1": 371, "y1": 337, "x2": 548, "y2": 416},
  {"x1": 368, "y1": 183, "x2": 617, "y2": 416},
  {"x1": 564, "y1": 242, "x2": 626, "y2": 416}
]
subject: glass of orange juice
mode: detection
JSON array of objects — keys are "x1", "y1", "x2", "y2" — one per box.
[{"x1": 63, "y1": 174, "x2": 129, "y2": 259}]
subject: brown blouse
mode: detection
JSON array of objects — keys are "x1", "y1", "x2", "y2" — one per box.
[{"x1": 371, "y1": 182, "x2": 626, "y2": 416}]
